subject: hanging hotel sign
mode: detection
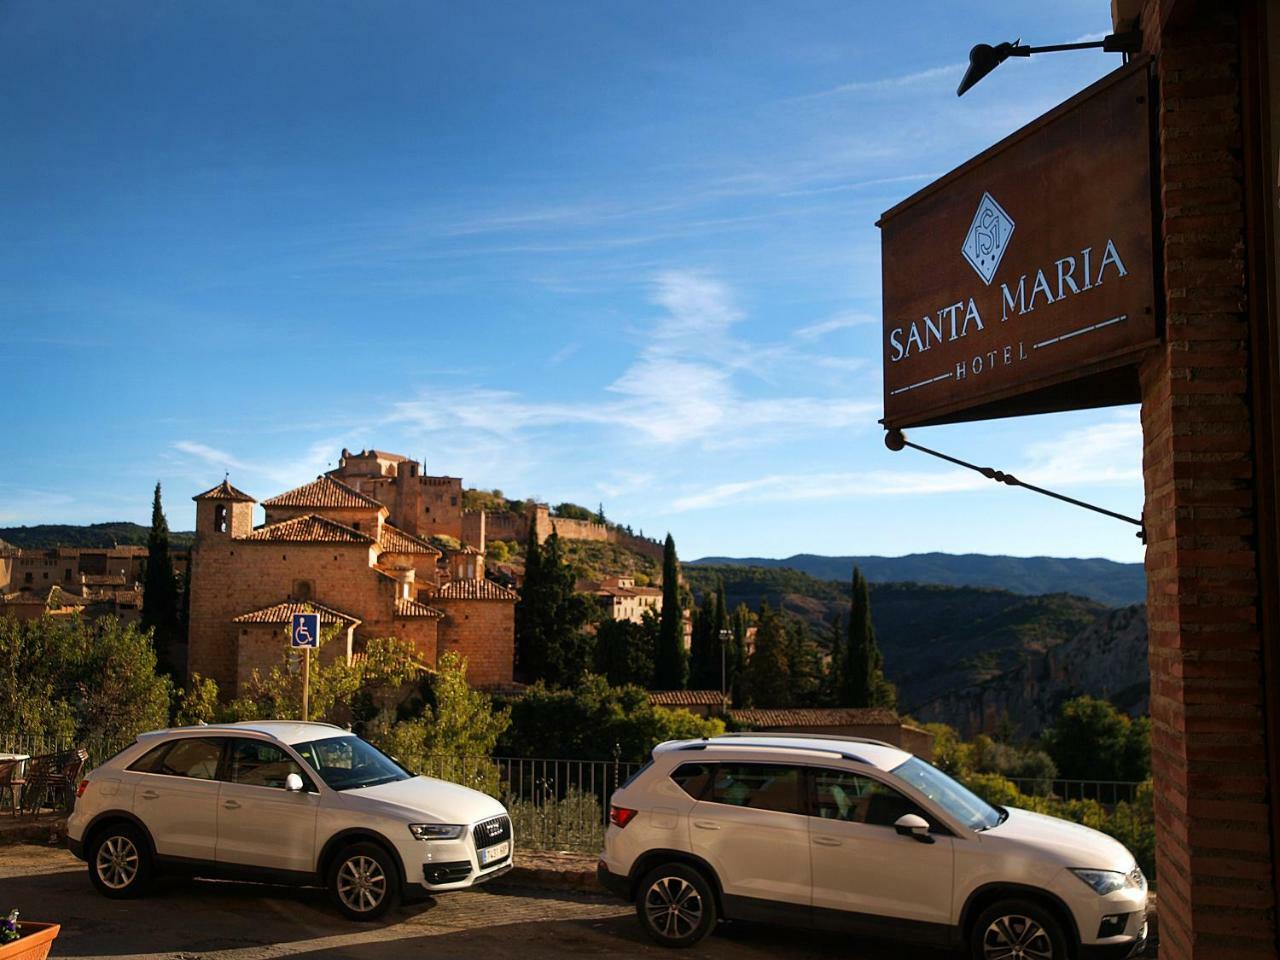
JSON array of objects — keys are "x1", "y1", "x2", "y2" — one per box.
[{"x1": 879, "y1": 59, "x2": 1158, "y2": 429}]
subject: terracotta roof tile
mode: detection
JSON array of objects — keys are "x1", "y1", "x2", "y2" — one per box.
[
  {"x1": 193, "y1": 479, "x2": 255, "y2": 502},
  {"x1": 232, "y1": 599, "x2": 361, "y2": 626},
  {"x1": 242, "y1": 514, "x2": 375, "y2": 545},
  {"x1": 395, "y1": 597, "x2": 445, "y2": 619},
  {"x1": 649, "y1": 690, "x2": 726, "y2": 707},
  {"x1": 262, "y1": 475, "x2": 384, "y2": 510},
  {"x1": 435, "y1": 579, "x2": 518, "y2": 601},
  {"x1": 379, "y1": 525, "x2": 441, "y2": 556},
  {"x1": 728, "y1": 708, "x2": 902, "y2": 728}
]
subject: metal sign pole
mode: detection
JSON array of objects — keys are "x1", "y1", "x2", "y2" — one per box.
[{"x1": 302, "y1": 647, "x2": 310, "y2": 722}]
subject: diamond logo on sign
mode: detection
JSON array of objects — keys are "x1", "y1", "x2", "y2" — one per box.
[{"x1": 961, "y1": 192, "x2": 1015, "y2": 285}]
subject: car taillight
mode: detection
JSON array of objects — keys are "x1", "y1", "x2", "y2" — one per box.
[
  {"x1": 76, "y1": 780, "x2": 89, "y2": 798},
  {"x1": 609, "y1": 805, "x2": 638, "y2": 828}
]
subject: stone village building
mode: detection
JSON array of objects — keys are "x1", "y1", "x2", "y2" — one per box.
[{"x1": 186, "y1": 471, "x2": 517, "y2": 698}]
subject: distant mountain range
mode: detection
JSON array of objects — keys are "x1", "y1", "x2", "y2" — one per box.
[
  {"x1": 689, "y1": 552, "x2": 1146, "y2": 607},
  {"x1": 684, "y1": 564, "x2": 1116, "y2": 719},
  {"x1": 0, "y1": 523, "x2": 195, "y2": 549}
]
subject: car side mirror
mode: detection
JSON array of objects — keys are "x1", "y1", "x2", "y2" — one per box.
[
  {"x1": 285, "y1": 773, "x2": 305, "y2": 792},
  {"x1": 894, "y1": 813, "x2": 935, "y2": 844}
]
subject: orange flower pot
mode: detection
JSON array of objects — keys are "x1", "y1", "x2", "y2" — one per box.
[{"x1": 0, "y1": 923, "x2": 60, "y2": 960}]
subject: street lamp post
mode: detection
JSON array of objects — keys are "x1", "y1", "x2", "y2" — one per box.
[{"x1": 718, "y1": 628, "x2": 733, "y2": 701}]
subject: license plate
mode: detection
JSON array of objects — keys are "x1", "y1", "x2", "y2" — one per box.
[{"x1": 480, "y1": 841, "x2": 509, "y2": 865}]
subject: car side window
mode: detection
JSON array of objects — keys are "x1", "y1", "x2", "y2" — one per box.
[
  {"x1": 671, "y1": 762, "x2": 713, "y2": 800},
  {"x1": 130, "y1": 738, "x2": 224, "y2": 780},
  {"x1": 228, "y1": 739, "x2": 305, "y2": 789},
  {"x1": 709, "y1": 763, "x2": 805, "y2": 815},
  {"x1": 810, "y1": 768, "x2": 926, "y2": 827}
]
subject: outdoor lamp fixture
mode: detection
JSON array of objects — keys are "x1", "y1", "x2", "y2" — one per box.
[{"x1": 956, "y1": 30, "x2": 1141, "y2": 96}]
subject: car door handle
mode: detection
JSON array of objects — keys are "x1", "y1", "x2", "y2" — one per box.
[
  {"x1": 139, "y1": 790, "x2": 159, "y2": 800},
  {"x1": 223, "y1": 800, "x2": 241, "y2": 810},
  {"x1": 692, "y1": 820, "x2": 720, "y2": 830},
  {"x1": 813, "y1": 836, "x2": 842, "y2": 847}
]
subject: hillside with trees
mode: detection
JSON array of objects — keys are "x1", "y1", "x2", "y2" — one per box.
[
  {"x1": 685, "y1": 564, "x2": 1112, "y2": 717},
  {"x1": 0, "y1": 522, "x2": 195, "y2": 549},
  {"x1": 690, "y1": 551, "x2": 1146, "y2": 606}
]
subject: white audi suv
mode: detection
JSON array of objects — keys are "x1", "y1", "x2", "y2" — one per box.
[
  {"x1": 67, "y1": 721, "x2": 513, "y2": 919},
  {"x1": 598, "y1": 734, "x2": 1147, "y2": 959}
]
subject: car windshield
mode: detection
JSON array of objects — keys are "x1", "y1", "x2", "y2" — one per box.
[
  {"x1": 293, "y1": 735, "x2": 411, "y2": 791},
  {"x1": 890, "y1": 756, "x2": 1003, "y2": 831}
]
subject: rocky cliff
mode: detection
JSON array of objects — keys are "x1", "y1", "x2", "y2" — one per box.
[{"x1": 912, "y1": 604, "x2": 1149, "y2": 738}]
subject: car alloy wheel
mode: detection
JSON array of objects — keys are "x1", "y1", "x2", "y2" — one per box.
[
  {"x1": 95, "y1": 834, "x2": 140, "y2": 891},
  {"x1": 643, "y1": 874, "x2": 704, "y2": 941},
  {"x1": 336, "y1": 854, "x2": 387, "y2": 914},
  {"x1": 981, "y1": 914, "x2": 1054, "y2": 960}
]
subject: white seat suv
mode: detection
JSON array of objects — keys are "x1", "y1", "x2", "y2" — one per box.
[
  {"x1": 598, "y1": 734, "x2": 1147, "y2": 959},
  {"x1": 67, "y1": 721, "x2": 514, "y2": 919}
]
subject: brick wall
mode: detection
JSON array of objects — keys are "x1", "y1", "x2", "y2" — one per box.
[
  {"x1": 436, "y1": 598, "x2": 515, "y2": 685},
  {"x1": 1138, "y1": 2, "x2": 1279, "y2": 956},
  {"x1": 188, "y1": 537, "x2": 390, "y2": 695}
]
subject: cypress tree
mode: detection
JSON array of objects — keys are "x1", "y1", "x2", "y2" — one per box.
[
  {"x1": 140, "y1": 482, "x2": 180, "y2": 676},
  {"x1": 841, "y1": 566, "x2": 896, "y2": 708},
  {"x1": 515, "y1": 523, "x2": 545, "y2": 679},
  {"x1": 654, "y1": 534, "x2": 686, "y2": 688},
  {"x1": 514, "y1": 530, "x2": 589, "y2": 687},
  {"x1": 728, "y1": 601, "x2": 750, "y2": 705},
  {"x1": 745, "y1": 603, "x2": 790, "y2": 707},
  {"x1": 688, "y1": 592, "x2": 716, "y2": 689}
]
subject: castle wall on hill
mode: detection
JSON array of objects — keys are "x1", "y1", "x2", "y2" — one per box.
[{"x1": 461, "y1": 503, "x2": 664, "y2": 562}]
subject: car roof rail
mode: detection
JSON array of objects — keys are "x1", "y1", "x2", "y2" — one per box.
[
  {"x1": 676, "y1": 741, "x2": 871, "y2": 765},
  {"x1": 713, "y1": 731, "x2": 897, "y2": 749}
]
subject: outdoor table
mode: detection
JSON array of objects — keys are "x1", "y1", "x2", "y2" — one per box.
[{"x1": 0, "y1": 754, "x2": 30, "y2": 778}]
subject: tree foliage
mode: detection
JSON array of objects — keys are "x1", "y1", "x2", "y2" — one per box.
[
  {"x1": 689, "y1": 582, "x2": 729, "y2": 692},
  {"x1": 515, "y1": 531, "x2": 592, "y2": 686},
  {"x1": 0, "y1": 614, "x2": 171, "y2": 743},
  {"x1": 367, "y1": 652, "x2": 511, "y2": 793},
  {"x1": 593, "y1": 613, "x2": 657, "y2": 688},
  {"x1": 745, "y1": 603, "x2": 791, "y2": 707},
  {"x1": 655, "y1": 534, "x2": 687, "y2": 689},
  {"x1": 1042, "y1": 695, "x2": 1151, "y2": 782},
  {"x1": 551, "y1": 502, "x2": 595, "y2": 522},
  {"x1": 840, "y1": 566, "x2": 896, "y2": 708},
  {"x1": 498, "y1": 674, "x2": 723, "y2": 762},
  {"x1": 140, "y1": 483, "x2": 181, "y2": 675},
  {"x1": 225, "y1": 627, "x2": 423, "y2": 727}
]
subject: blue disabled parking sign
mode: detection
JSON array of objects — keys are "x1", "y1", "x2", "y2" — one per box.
[{"x1": 291, "y1": 612, "x2": 320, "y2": 649}]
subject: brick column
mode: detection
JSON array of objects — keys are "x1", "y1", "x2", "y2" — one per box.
[{"x1": 1140, "y1": 2, "x2": 1279, "y2": 956}]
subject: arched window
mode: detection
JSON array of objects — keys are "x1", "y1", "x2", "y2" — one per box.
[
  {"x1": 293, "y1": 580, "x2": 314, "y2": 601},
  {"x1": 214, "y1": 504, "x2": 228, "y2": 533}
]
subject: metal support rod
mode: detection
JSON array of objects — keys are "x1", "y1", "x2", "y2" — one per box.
[{"x1": 884, "y1": 428, "x2": 1146, "y2": 542}]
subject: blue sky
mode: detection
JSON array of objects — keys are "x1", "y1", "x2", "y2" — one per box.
[{"x1": 1, "y1": 1, "x2": 1145, "y2": 563}]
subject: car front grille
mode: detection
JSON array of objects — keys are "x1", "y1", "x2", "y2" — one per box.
[{"x1": 473, "y1": 815, "x2": 511, "y2": 850}]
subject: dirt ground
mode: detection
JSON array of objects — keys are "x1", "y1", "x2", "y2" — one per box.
[{"x1": 0, "y1": 845, "x2": 964, "y2": 960}]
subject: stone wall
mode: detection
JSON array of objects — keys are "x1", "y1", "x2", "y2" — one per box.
[{"x1": 436, "y1": 598, "x2": 515, "y2": 686}]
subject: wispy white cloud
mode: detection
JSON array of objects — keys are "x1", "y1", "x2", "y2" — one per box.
[
  {"x1": 793, "y1": 62, "x2": 965, "y2": 101},
  {"x1": 390, "y1": 269, "x2": 878, "y2": 450},
  {"x1": 794, "y1": 311, "x2": 877, "y2": 340},
  {"x1": 668, "y1": 411, "x2": 1141, "y2": 512}
]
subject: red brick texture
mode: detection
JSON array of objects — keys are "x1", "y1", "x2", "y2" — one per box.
[{"x1": 1138, "y1": 2, "x2": 1278, "y2": 957}]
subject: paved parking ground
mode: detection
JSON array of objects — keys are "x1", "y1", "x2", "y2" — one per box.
[{"x1": 0, "y1": 845, "x2": 961, "y2": 960}]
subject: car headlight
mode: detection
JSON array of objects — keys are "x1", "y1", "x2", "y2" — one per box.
[
  {"x1": 409, "y1": 823, "x2": 464, "y2": 841},
  {"x1": 1070, "y1": 869, "x2": 1127, "y2": 895}
]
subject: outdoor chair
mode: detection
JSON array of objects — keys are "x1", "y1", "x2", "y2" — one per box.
[
  {"x1": 19, "y1": 749, "x2": 86, "y2": 814},
  {"x1": 0, "y1": 760, "x2": 23, "y2": 817},
  {"x1": 19, "y1": 754, "x2": 54, "y2": 815}
]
